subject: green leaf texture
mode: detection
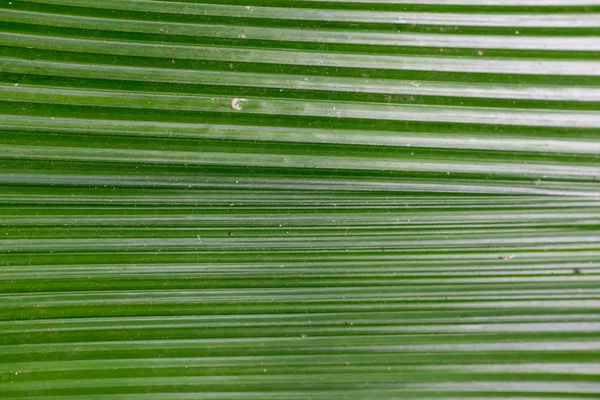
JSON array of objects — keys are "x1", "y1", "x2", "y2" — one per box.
[{"x1": 1, "y1": 0, "x2": 600, "y2": 398}]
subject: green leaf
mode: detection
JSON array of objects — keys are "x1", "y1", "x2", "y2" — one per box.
[{"x1": 1, "y1": 0, "x2": 599, "y2": 398}]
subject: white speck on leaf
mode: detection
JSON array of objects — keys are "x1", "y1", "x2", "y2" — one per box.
[{"x1": 231, "y1": 98, "x2": 247, "y2": 110}]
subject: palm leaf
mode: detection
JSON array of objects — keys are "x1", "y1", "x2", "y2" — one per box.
[{"x1": 1, "y1": 0, "x2": 599, "y2": 398}]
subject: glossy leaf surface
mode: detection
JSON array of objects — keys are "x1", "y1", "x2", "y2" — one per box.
[{"x1": 1, "y1": 0, "x2": 600, "y2": 398}]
